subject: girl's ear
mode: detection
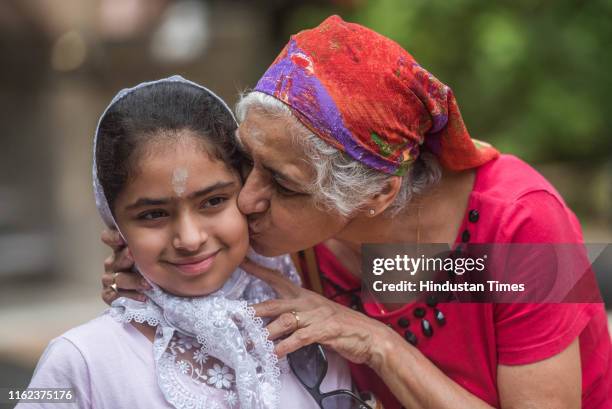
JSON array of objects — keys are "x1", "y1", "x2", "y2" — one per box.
[{"x1": 361, "y1": 176, "x2": 402, "y2": 217}]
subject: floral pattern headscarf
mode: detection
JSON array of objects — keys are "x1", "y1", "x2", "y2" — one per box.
[{"x1": 254, "y1": 15, "x2": 499, "y2": 175}]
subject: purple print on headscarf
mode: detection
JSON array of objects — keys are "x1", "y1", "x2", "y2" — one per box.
[{"x1": 254, "y1": 40, "x2": 399, "y2": 174}]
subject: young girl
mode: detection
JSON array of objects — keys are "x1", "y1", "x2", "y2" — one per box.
[{"x1": 19, "y1": 76, "x2": 350, "y2": 409}]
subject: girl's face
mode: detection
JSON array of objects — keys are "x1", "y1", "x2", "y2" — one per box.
[{"x1": 113, "y1": 133, "x2": 249, "y2": 297}]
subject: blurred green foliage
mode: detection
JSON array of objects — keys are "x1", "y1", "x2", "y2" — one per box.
[{"x1": 285, "y1": 0, "x2": 612, "y2": 164}]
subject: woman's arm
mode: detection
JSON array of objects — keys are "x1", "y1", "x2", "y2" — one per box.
[
  {"x1": 242, "y1": 259, "x2": 582, "y2": 409},
  {"x1": 497, "y1": 339, "x2": 581, "y2": 409},
  {"x1": 374, "y1": 331, "x2": 580, "y2": 409}
]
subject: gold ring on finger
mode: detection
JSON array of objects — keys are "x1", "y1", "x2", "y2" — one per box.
[
  {"x1": 110, "y1": 271, "x2": 120, "y2": 293},
  {"x1": 290, "y1": 310, "x2": 300, "y2": 331}
]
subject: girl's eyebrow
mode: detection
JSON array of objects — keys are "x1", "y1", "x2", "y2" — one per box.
[
  {"x1": 187, "y1": 181, "x2": 236, "y2": 200},
  {"x1": 125, "y1": 181, "x2": 236, "y2": 210}
]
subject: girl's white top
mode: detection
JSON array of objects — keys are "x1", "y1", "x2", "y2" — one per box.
[{"x1": 19, "y1": 254, "x2": 351, "y2": 409}]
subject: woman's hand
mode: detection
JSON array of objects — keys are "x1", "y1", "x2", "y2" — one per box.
[
  {"x1": 241, "y1": 258, "x2": 396, "y2": 370},
  {"x1": 100, "y1": 229, "x2": 150, "y2": 305},
  {"x1": 247, "y1": 258, "x2": 587, "y2": 409}
]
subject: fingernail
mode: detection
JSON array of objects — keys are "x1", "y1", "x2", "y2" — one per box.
[
  {"x1": 140, "y1": 279, "x2": 152, "y2": 290},
  {"x1": 137, "y1": 295, "x2": 147, "y2": 302}
]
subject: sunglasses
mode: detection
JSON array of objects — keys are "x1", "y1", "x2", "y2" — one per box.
[{"x1": 288, "y1": 343, "x2": 374, "y2": 409}]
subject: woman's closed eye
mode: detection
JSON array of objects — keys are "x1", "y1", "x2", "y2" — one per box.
[
  {"x1": 273, "y1": 178, "x2": 301, "y2": 196},
  {"x1": 240, "y1": 152, "x2": 305, "y2": 197}
]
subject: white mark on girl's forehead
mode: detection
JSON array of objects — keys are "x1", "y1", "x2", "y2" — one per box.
[{"x1": 172, "y1": 167, "x2": 189, "y2": 197}]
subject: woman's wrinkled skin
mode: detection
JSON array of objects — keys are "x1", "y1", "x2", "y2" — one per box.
[{"x1": 235, "y1": 111, "x2": 353, "y2": 257}]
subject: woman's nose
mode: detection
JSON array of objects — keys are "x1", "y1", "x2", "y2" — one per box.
[
  {"x1": 172, "y1": 213, "x2": 208, "y2": 252},
  {"x1": 237, "y1": 168, "x2": 271, "y2": 215}
]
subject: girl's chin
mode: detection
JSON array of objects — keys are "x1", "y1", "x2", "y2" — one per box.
[
  {"x1": 160, "y1": 285, "x2": 219, "y2": 297},
  {"x1": 152, "y1": 277, "x2": 227, "y2": 297},
  {"x1": 144, "y1": 264, "x2": 238, "y2": 297}
]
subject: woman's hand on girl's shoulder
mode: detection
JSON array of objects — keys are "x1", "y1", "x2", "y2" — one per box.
[
  {"x1": 241, "y1": 258, "x2": 397, "y2": 370},
  {"x1": 100, "y1": 229, "x2": 150, "y2": 305}
]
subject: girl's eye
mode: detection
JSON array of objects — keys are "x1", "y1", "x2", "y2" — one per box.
[
  {"x1": 138, "y1": 210, "x2": 168, "y2": 220},
  {"x1": 202, "y1": 196, "x2": 227, "y2": 208}
]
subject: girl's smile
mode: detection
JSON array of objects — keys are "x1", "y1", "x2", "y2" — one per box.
[
  {"x1": 113, "y1": 133, "x2": 249, "y2": 296},
  {"x1": 164, "y1": 249, "x2": 220, "y2": 276}
]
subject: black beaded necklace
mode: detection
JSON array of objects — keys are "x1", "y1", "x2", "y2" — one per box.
[
  {"x1": 394, "y1": 208, "x2": 479, "y2": 347},
  {"x1": 319, "y1": 208, "x2": 480, "y2": 348}
]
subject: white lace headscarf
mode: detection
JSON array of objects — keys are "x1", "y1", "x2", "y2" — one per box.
[{"x1": 93, "y1": 76, "x2": 300, "y2": 409}]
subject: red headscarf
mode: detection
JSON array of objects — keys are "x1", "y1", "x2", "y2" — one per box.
[{"x1": 254, "y1": 15, "x2": 499, "y2": 174}]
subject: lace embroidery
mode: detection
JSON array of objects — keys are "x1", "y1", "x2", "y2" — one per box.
[{"x1": 109, "y1": 252, "x2": 300, "y2": 409}]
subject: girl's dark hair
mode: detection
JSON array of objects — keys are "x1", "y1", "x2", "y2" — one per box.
[{"x1": 96, "y1": 81, "x2": 239, "y2": 213}]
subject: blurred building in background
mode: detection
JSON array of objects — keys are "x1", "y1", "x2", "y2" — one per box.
[{"x1": 0, "y1": 0, "x2": 610, "y2": 398}]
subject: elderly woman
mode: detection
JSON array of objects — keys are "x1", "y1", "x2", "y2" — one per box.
[{"x1": 102, "y1": 16, "x2": 610, "y2": 409}]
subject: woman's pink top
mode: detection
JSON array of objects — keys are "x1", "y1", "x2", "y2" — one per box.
[{"x1": 315, "y1": 155, "x2": 611, "y2": 408}]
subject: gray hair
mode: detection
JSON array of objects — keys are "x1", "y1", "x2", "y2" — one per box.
[{"x1": 235, "y1": 91, "x2": 441, "y2": 217}]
